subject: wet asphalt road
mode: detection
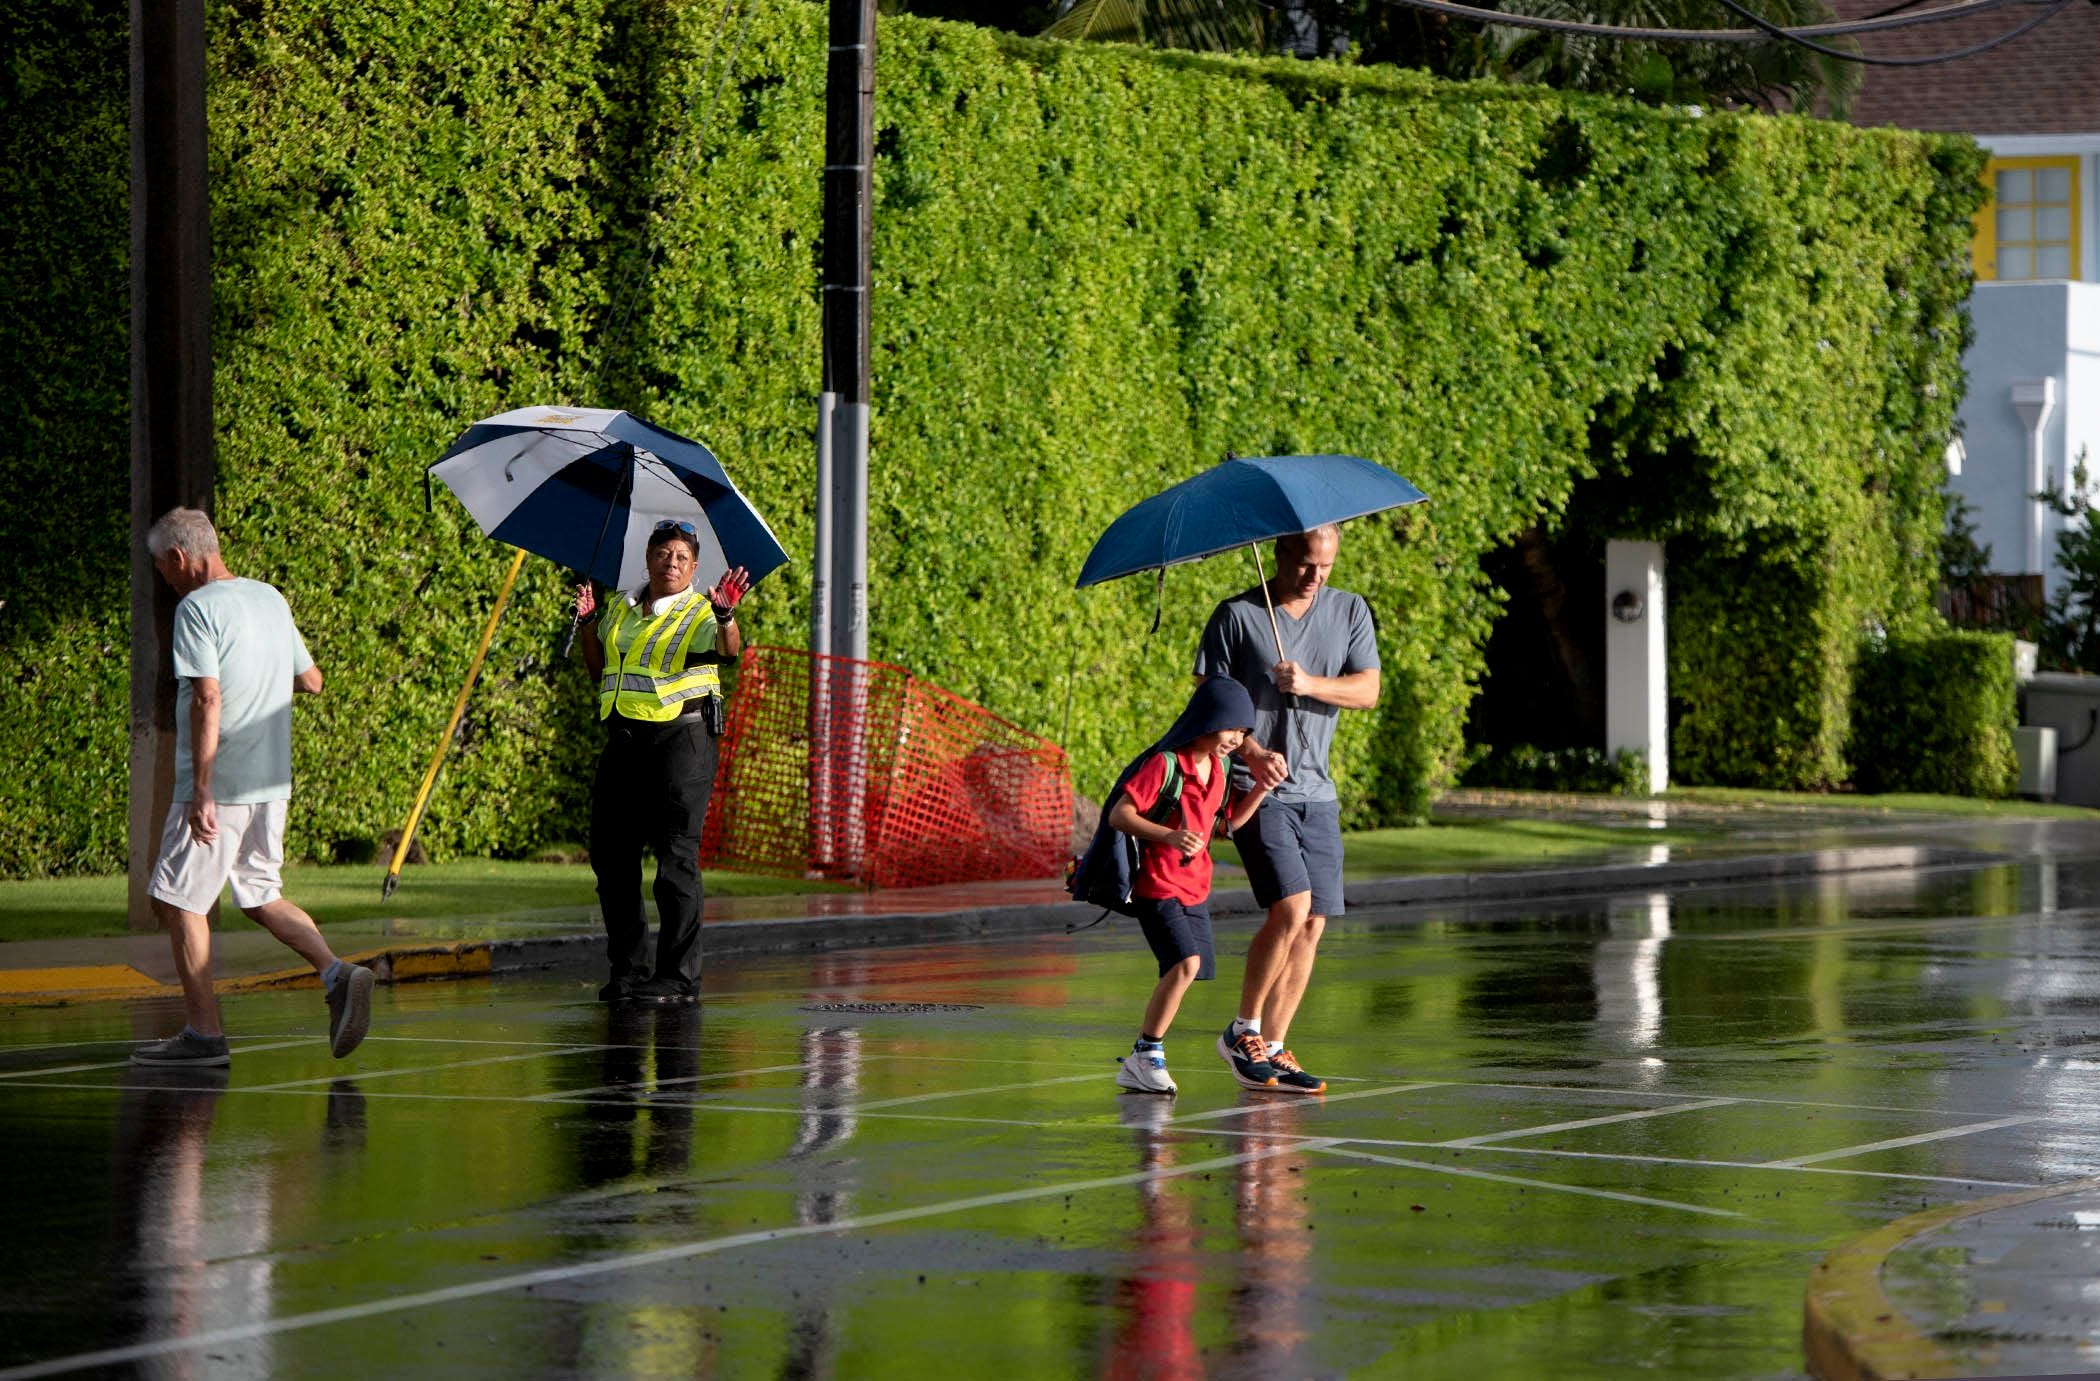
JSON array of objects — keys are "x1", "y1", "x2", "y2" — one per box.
[{"x1": 6, "y1": 857, "x2": 2100, "y2": 1379}]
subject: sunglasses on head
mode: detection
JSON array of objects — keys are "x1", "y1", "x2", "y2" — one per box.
[{"x1": 651, "y1": 519, "x2": 698, "y2": 538}]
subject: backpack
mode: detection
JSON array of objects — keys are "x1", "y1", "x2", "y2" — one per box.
[{"x1": 1065, "y1": 752, "x2": 1189, "y2": 920}]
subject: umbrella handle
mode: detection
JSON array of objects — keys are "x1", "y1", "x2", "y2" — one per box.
[
  {"x1": 1249, "y1": 542, "x2": 1286, "y2": 661},
  {"x1": 1247, "y1": 543, "x2": 1298, "y2": 764},
  {"x1": 556, "y1": 608, "x2": 584, "y2": 661}
]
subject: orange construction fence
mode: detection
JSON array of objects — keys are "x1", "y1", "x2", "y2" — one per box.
[{"x1": 700, "y1": 646, "x2": 1073, "y2": 889}]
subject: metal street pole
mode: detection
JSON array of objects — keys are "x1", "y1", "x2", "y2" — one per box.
[
  {"x1": 819, "y1": 0, "x2": 872, "y2": 660},
  {"x1": 128, "y1": 0, "x2": 215, "y2": 927},
  {"x1": 811, "y1": 0, "x2": 873, "y2": 874}
]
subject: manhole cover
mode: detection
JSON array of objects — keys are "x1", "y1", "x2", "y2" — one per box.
[{"x1": 798, "y1": 1002, "x2": 984, "y2": 1014}]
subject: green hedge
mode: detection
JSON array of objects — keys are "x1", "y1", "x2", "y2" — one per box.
[
  {"x1": 1850, "y1": 631, "x2": 2018, "y2": 798},
  {"x1": 1, "y1": 2, "x2": 1982, "y2": 875},
  {"x1": 1460, "y1": 745, "x2": 1648, "y2": 797}
]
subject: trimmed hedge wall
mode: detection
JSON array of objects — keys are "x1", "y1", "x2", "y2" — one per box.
[
  {"x1": 1, "y1": 1, "x2": 1981, "y2": 875},
  {"x1": 1850, "y1": 632, "x2": 2018, "y2": 798}
]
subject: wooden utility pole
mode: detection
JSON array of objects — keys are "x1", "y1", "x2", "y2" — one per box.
[
  {"x1": 810, "y1": 0, "x2": 874, "y2": 874},
  {"x1": 128, "y1": 0, "x2": 215, "y2": 926}
]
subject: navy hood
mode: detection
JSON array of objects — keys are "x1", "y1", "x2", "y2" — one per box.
[{"x1": 1153, "y1": 677, "x2": 1255, "y2": 754}]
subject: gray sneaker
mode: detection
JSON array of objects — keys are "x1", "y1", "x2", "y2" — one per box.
[
  {"x1": 327, "y1": 964, "x2": 376, "y2": 1058},
  {"x1": 131, "y1": 1028, "x2": 231, "y2": 1068}
]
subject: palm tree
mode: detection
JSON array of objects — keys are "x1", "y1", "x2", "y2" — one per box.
[
  {"x1": 1040, "y1": 0, "x2": 1270, "y2": 48},
  {"x1": 1483, "y1": 0, "x2": 1858, "y2": 111},
  {"x1": 1027, "y1": 0, "x2": 1858, "y2": 113}
]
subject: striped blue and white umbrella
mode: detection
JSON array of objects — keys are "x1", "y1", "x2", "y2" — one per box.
[{"x1": 429, "y1": 405, "x2": 787, "y2": 592}]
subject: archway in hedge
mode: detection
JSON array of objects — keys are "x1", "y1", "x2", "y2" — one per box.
[{"x1": 1464, "y1": 517, "x2": 1607, "y2": 777}]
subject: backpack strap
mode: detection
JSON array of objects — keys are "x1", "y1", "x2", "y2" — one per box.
[
  {"x1": 1142, "y1": 752, "x2": 1186, "y2": 828},
  {"x1": 1065, "y1": 906, "x2": 1115, "y2": 933}
]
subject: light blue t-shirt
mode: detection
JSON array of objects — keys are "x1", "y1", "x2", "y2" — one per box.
[{"x1": 170, "y1": 577, "x2": 315, "y2": 804}]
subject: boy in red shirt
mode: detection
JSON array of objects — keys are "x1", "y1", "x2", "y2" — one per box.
[{"x1": 1106, "y1": 678, "x2": 1271, "y2": 1095}]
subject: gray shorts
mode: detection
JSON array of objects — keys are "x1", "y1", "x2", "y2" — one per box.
[{"x1": 1231, "y1": 798, "x2": 1344, "y2": 917}]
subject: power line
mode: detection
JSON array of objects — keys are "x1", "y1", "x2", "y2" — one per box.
[
  {"x1": 1707, "y1": 0, "x2": 2078, "y2": 64},
  {"x1": 1857, "y1": 0, "x2": 1939, "y2": 21},
  {"x1": 1366, "y1": 0, "x2": 2056, "y2": 47}
]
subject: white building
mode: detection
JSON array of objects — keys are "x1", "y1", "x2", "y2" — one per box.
[{"x1": 1841, "y1": 4, "x2": 2100, "y2": 597}]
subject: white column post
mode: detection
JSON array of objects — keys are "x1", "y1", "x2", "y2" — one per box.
[
  {"x1": 1605, "y1": 539, "x2": 1668, "y2": 795},
  {"x1": 2012, "y1": 378, "x2": 2058, "y2": 575}
]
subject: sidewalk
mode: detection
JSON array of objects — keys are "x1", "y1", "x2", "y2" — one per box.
[
  {"x1": 1806, "y1": 1177, "x2": 2100, "y2": 1380},
  {"x1": 6, "y1": 805, "x2": 2082, "y2": 1006}
]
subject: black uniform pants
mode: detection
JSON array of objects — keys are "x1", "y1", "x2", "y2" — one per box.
[{"x1": 590, "y1": 714, "x2": 716, "y2": 987}]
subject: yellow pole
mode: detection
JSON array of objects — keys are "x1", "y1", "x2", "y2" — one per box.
[{"x1": 382, "y1": 548, "x2": 528, "y2": 899}]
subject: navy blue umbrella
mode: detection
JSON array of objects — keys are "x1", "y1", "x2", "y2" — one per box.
[
  {"x1": 1076, "y1": 452, "x2": 1425, "y2": 589},
  {"x1": 429, "y1": 405, "x2": 787, "y2": 593},
  {"x1": 1073, "y1": 452, "x2": 1425, "y2": 750}
]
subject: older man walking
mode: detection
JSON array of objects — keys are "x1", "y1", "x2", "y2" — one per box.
[
  {"x1": 132, "y1": 507, "x2": 373, "y2": 1067},
  {"x1": 1196, "y1": 524, "x2": 1381, "y2": 1094}
]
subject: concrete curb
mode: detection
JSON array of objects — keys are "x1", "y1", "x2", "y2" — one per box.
[
  {"x1": 1802, "y1": 1175, "x2": 2100, "y2": 1381},
  {"x1": 0, "y1": 843, "x2": 1998, "y2": 1006},
  {"x1": 482, "y1": 843, "x2": 1996, "y2": 974},
  {"x1": 0, "y1": 940, "x2": 494, "y2": 1006}
]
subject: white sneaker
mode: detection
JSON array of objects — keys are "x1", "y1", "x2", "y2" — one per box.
[{"x1": 1115, "y1": 1047, "x2": 1177, "y2": 1095}]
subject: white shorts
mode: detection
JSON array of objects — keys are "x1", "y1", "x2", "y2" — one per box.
[{"x1": 146, "y1": 798, "x2": 289, "y2": 914}]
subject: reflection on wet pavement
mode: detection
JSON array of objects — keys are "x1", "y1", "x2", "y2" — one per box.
[{"x1": 8, "y1": 851, "x2": 2100, "y2": 1376}]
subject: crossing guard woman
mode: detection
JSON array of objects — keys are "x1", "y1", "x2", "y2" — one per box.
[{"x1": 576, "y1": 520, "x2": 749, "y2": 1003}]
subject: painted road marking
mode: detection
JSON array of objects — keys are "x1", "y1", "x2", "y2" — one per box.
[
  {"x1": 243, "y1": 1046, "x2": 604, "y2": 1092},
  {"x1": 0, "y1": 1032, "x2": 309, "y2": 1056},
  {"x1": 855, "y1": 1072, "x2": 1106, "y2": 1109},
  {"x1": 1261, "y1": 1129, "x2": 2039, "y2": 1189},
  {"x1": 0, "y1": 1039, "x2": 319, "y2": 1080},
  {"x1": 1314, "y1": 1144, "x2": 1744, "y2": 1218},
  {"x1": 533, "y1": 1060, "x2": 854, "y2": 1101},
  {"x1": 1466, "y1": 1079, "x2": 2043, "y2": 1122},
  {"x1": 0, "y1": 1140, "x2": 1336, "y2": 1380},
  {"x1": 1762, "y1": 1116, "x2": 2038, "y2": 1168},
  {"x1": 1168, "y1": 1082, "x2": 1448, "y2": 1123},
  {"x1": 0, "y1": 965, "x2": 161, "y2": 995},
  {"x1": 1438, "y1": 1097, "x2": 1739, "y2": 1147},
  {"x1": 0, "y1": 1075, "x2": 2045, "y2": 1193}
]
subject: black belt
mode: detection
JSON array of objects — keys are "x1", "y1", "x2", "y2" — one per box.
[{"x1": 607, "y1": 697, "x2": 721, "y2": 734}]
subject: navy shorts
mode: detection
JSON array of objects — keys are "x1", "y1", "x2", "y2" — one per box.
[
  {"x1": 1130, "y1": 895, "x2": 1216, "y2": 980},
  {"x1": 1231, "y1": 798, "x2": 1345, "y2": 917}
]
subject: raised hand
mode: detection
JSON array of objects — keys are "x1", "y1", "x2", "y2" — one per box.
[
  {"x1": 708, "y1": 565, "x2": 752, "y2": 610},
  {"x1": 573, "y1": 583, "x2": 596, "y2": 619}
]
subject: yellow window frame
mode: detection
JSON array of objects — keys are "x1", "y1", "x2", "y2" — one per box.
[{"x1": 1973, "y1": 155, "x2": 2082, "y2": 282}]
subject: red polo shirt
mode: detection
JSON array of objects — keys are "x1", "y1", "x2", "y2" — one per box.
[{"x1": 1122, "y1": 748, "x2": 1228, "y2": 905}]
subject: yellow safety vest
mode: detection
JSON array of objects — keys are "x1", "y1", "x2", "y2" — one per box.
[{"x1": 597, "y1": 591, "x2": 722, "y2": 723}]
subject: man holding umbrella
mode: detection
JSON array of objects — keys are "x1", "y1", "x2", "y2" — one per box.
[
  {"x1": 1076, "y1": 452, "x2": 1421, "y2": 1092},
  {"x1": 1197, "y1": 524, "x2": 1381, "y2": 1094}
]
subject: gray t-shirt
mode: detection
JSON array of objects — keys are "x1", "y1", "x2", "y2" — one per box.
[
  {"x1": 170, "y1": 577, "x2": 315, "y2": 804},
  {"x1": 1194, "y1": 585, "x2": 1380, "y2": 804}
]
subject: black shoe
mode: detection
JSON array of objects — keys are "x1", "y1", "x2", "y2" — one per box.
[
  {"x1": 131, "y1": 1029, "x2": 231, "y2": 1068},
  {"x1": 599, "y1": 977, "x2": 648, "y2": 1002},
  {"x1": 629, "y1": 978, "x2": 699, "y2": 1005}
]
